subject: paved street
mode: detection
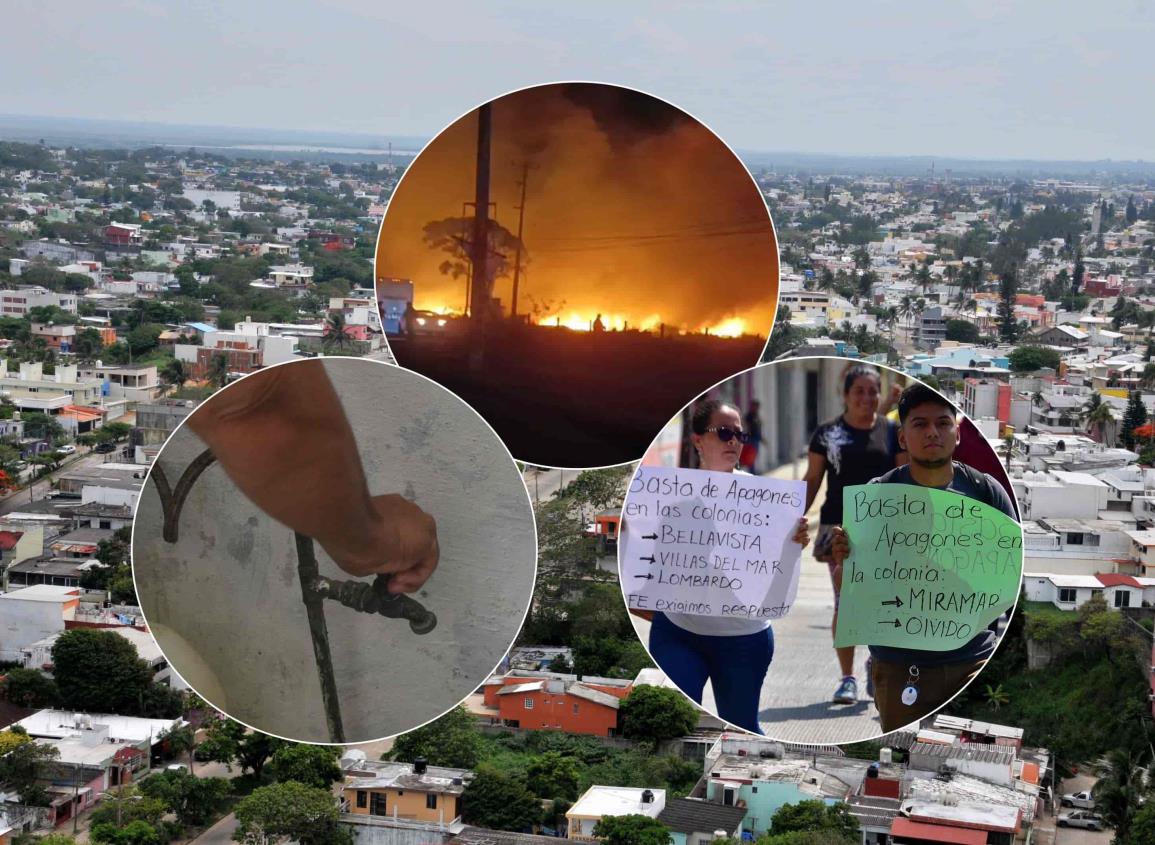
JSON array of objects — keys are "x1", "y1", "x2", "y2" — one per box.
[
  {"x1": 523, "y1": 466, "x2": 583, "y2": 505},
  {"x1": 191, "y1": 812, "x2": 239, "y2": 845},
  {"x1": 629, "y1": 457, "x2": 881, "y2": 744},
  {"x1": 0, "y1": 447, "x2": 116, "y2": 516}
]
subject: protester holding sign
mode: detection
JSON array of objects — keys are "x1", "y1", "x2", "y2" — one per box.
[
  {"x1": 804, "y1": 364, "x2": 906, "y2": 705},
  {"x1": 830, "y1": 383, "x2": 1019, "y2": 732},
  {"x1": 636, "y1": 399, "x2": 810, "y2": 734}
]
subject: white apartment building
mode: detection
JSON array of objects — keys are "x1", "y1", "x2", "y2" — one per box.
[{"x1": 0, "y1": 286, "x2": 79, "y2": 317}]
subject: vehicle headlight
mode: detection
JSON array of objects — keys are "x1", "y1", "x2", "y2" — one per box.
[{"x1": 416, "y1": 317, "x2": 427, "y2": 326}]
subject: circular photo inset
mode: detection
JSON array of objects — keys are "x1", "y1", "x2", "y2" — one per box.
[
  {"x1": 376, "y1": 82, "x2": 779, "y2": 469},
  {"x1": 133, "y1": 357, "x2": 537, "y2": 743},
  {"x1": 619, "y1": 358, "x2": 1023, "y2": 742}
]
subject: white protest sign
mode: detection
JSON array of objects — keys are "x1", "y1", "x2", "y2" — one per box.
[{"x1": 620, "y1": 466, "x2": 806, "y2": 619}]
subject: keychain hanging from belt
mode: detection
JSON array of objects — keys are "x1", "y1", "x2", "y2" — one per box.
[{"x1": 901, "y1": 665, "x2": 920, "y2": 706}]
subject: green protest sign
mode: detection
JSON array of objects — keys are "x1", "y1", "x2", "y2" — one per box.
[{"x1": 833, "y1": 483, "x2": 1022, "y2": 650}]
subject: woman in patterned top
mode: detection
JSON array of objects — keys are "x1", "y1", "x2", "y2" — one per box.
[{"x1": 802, "y1": 364, "x2": 905, "y2": 705}]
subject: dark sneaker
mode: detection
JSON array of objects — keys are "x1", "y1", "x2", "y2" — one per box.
[{"x1": 833, "y1": 677, "x2": 858, "y2": 704}]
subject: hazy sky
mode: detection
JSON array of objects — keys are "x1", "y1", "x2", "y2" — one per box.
[{"x1": 4, "y1": 0, "x2": 1152, "y2": 160}]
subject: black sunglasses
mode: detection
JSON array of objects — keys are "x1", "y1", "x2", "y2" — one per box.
[{"x1": 706, "y1": 426, "x2": 752, "y2": 444}]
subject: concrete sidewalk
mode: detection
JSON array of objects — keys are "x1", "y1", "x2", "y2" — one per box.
[{"x1": 629, "y1": 457, "x2": 883, "y2": 744}]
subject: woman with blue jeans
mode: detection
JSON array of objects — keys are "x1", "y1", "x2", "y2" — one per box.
[{"x1": 642, "y1": 399, "x2": 810, "y2": 734}]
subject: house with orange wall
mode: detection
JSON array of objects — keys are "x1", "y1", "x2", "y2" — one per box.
[
  {"x1": 480, "y1": 670, "x2": 632, "y2": 736},
  {"x1": 343, "y1": 758, "x2": 470, "y2": 824}
]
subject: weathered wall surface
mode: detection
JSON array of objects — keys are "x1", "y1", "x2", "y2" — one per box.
[{"x1": 134, "y1": 358, "x2": 537, "y2": 742}]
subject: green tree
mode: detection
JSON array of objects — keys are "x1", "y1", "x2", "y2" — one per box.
[
  {"x1": 592, "y1": 814, "x2": 672, "y2": 845},
  {"x1": 619, "y1": 686, "x2": 699, "y2": 749},
  {"x1": 526, "y1": 751, "x2": 581, "y2": 800},
  {"x1": 33, "y1": 835, "x2": 78, "y2": 845},
  {"x1": 233, "y1": 781, "x2": 351, "y2": 845},
  {"x1": 534, "y1": 496, "x2": 599, "y2": 569},
  {"x1": 126, "y1": 323, "x2": 163, "y2": 356},
  {"x1": 769, "y1": 800, "x2": 859, "y2": 837},
  {"x1": 460, "y1": 765, "x2": 542, "y2": 832},
  {"x1": 138, "y1": 770, "x2": 230, "y2": 827},
  {"x1": 88, "y1": 784, "x2": 167, "y2": 828},
  {"x1": 73, "y1": 327, "x2": 105, "y2": 362},
  {"x1": 0, "y1": 738, "x2": 59, "y2": 805},
  {"x1": 51, "y1": 628, "x2": 153, "y2": 714},
  {"x1": 388, "y1": 705, "x2": 481, "y2": 769},
  {"x1": 557, "y1": 466, "x2": 632, "y2": 511},
  {"x1": 1, "y1": 667, "x2": 59, "y2": 707},
  {"x1": 572, "y1": 636, "x2": 653, "y2": 679},
  {"x1": 1121, "y1": 390, "x2": 1149, "y2": 450},
  {"x1": 161, "y1": 357, "x2": 188, "y2": 390},
  {"x1": 22, "y1": 411, "x2": 65, "y2": 443},
  {"x1": 90, "y1": 820, "x2": 163, "y2": 845},
  {"x1": 266, "y1": 743, "x2": 343, "y2": 789},
  {"x1": 998, "y1": 268, "x2": 1020, "y2": 343},
  {"x1": 207, "y1": 352, "x2": 229, "y2": 389},
  {"x1": 1130, "y1": 802, "x2": 1155, "y2": 844},
  {"x1": 570, "y1": 583, "x2": 635, "y2": 641},
  {"x1": 1007, "y1": 345, "x2": 1061, "y2": 372},
  {"x1": 103, "y1": 421, "x2": 132, "y2": 441},
  {"x1": 944, "y1": 319, "x2": 980, "y2": 344},
  {"x1": 197, "y1": 717, "x2": 284, "y2": 779}
]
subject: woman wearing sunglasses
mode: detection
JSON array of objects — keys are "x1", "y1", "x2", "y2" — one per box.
[{"x1": 644, "y1": 399, "x2": 810, "y2": 734}]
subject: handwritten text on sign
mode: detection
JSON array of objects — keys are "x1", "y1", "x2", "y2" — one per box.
[
  {"x1": 833, "y1": 484, "x2": 1022, "y2": 650},
  {"x1": 621, "y1": 467, "x2": 806, "y2": 619}
]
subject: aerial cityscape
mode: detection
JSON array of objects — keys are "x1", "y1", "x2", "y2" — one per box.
[
  {"x1": 0, "y1": 113, "x2": 1150, "y2": 842},
  {"x1": 3, "y1": 0, "x2": 1155, "y2": 833}
]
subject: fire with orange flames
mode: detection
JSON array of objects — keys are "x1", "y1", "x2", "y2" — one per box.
[{"x1": 376, "y1": 84, "x2": 778, "y2": 340}]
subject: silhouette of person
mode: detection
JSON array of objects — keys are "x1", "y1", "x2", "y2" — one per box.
[{"x1": 592, "y1": 314, "x2": 606, "y2": 333}]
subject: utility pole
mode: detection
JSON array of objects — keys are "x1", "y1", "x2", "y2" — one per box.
[
  {"x1": 510, "y1": 160, "x2": 530, "y2": 319},
  {"x1": 468, "y1": 104, "x2": 492, "y2": 321}
]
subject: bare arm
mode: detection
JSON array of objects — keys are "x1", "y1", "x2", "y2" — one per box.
[
  {"x1": 803, "y1": 451, "x2": 827, "y2": 514},
  {"x1": 186, "y1": 361, "x2": 438, "y2": 593}
]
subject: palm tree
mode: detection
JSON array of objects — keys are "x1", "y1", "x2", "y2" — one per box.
[
  {"x1": 983, "y1": 683, "x2": 1009, "y2": 710},
  {"x1": 884, "y1": 306, "x2": 899, "y2": 341},
  {"x1": 207, "y1": 353, "x2": 229, "y2": 390},
  {"x1": 161, "y1": 358, "x2": 188, "y2": 393},
  {"x1": 322, "y1": 311, "x2": 355, "y2": 355},
  {"x1": 1085, "y1": 401, "x2": 1117, "y2": 447},
  {"x1": 1093, "y1": 749, "x2": 1146, "y2": 840},
  {"x1": 160, "y1": 723, "x2": 197, "y2": 775},
  {"x1": 898, "y1": 295, "x2": 915, "y2": 338},
  {"x1": 916, "y1": 265, "x2": 933, "y2": 297}
]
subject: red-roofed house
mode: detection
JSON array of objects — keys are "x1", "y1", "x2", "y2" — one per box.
[
  {"x1": 1095, "y1": 573, "x2": 1143, "y2": 609},
  {"x1": 60, "y1": 405, "x2": 106, "y2": 435}
]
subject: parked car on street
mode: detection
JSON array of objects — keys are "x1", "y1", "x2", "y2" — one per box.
[
  {"x1": 1061, "y1": 790, "x2": 1096, "y2": 809},
  {"x1": 1058, "y1": 810, "x2": 1105, "y2": 830},
  {"x1": 94, "y1": 442, "x2": 116, "y2": 454},
  {"x1": 57, "y1": 444, "x2": 76, "y2": 454}
]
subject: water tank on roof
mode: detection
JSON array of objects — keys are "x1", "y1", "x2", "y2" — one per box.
[
  {"x1": 641, "y1": 789, "x2": 654, "y2": 804},
  {"x1": 414, "y1": 757, "x2": 427, "y2": 774}
]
